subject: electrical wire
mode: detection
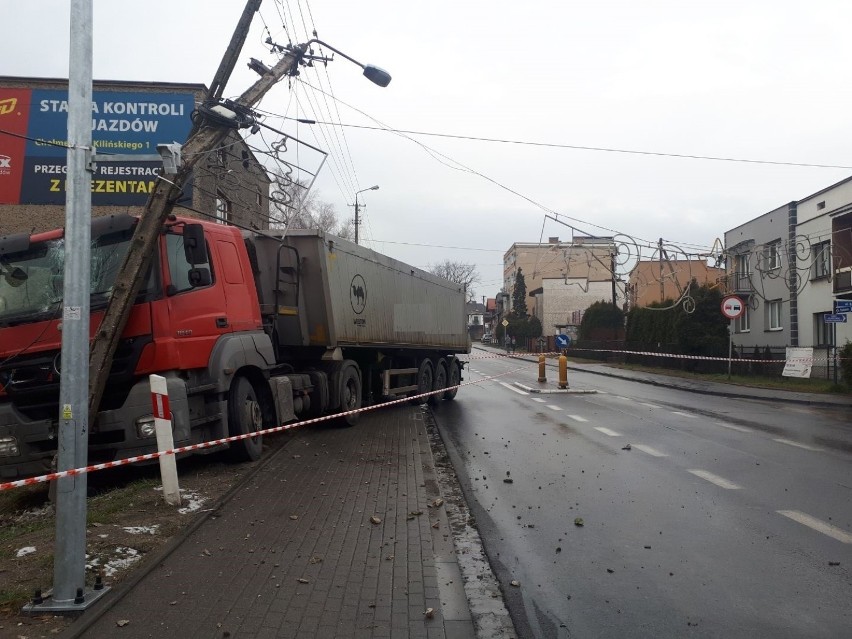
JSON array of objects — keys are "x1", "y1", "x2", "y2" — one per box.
[{"x1": 284, "y1": 120, "x2": 852, "y2": 171}]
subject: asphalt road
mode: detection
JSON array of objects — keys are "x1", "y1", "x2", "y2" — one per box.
[{"x1": 431, "y1": 350, "x2": 852, "y2": 639}]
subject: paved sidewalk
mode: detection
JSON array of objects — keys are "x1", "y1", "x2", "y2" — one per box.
[{"x1": 68, "y1": 404, "x2": 492, "y2": 638}]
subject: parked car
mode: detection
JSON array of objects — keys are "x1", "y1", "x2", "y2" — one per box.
[{"x1": 481, "y1": 333, "x2": 492, "y2": 344}]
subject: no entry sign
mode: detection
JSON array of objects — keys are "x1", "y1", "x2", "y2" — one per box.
[{"x1": 721, "y1": 295, "x2": 745, "y2": 320}]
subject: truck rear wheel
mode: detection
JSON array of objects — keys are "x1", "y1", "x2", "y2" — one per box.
[
  {"x1": 444, "y1": 358, "x2": 461, "y2": 400},
  {"x1": 340, "y1": 365, "x2": 362, "y2": 427},
  {"x1": 410, "y1": 359, "x2": 434, "y2": 405},
  {"x1": 429, "y1": 359, "x2": 448, "y2": 405},
  {"x1": 227, "y1": 376, "x2": 265, "y2": 462}
]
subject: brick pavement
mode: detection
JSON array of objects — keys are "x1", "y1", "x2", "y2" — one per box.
[{"x1": 69, "y1": 403, "x2": 476, "y2": 638}]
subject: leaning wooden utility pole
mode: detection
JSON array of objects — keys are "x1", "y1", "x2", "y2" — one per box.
[{"x1": 88, "y1": 1, "x2": 302, "y2": 419}]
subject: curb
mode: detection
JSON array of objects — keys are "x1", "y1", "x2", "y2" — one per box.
[
  {"x1": 423, "y1": 408, "x2": 518, "y2": 639},
  {"x1": 513, "y1": 382, "x2": 597, "y2": 395}
]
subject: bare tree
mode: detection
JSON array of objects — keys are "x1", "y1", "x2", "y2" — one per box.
[
  {"x1": 269, "y1": 174, "x2": 353, "y2": 238},
  {"x1": 427, "y1": 260, "x2": 480, "y2": 299}
]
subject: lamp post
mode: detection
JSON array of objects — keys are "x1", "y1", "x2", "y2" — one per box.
[{"x1": 354, "y1": 185, "x2": 379, "y2": 245}]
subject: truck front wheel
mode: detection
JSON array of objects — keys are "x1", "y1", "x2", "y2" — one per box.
[{"x1": 227, "y1": 376, "x2": 265, "y2": 462}]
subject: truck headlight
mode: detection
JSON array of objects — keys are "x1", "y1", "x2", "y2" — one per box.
[
  {"x1": 135, "y1": 417, "x2": 156, "y2": 439},
  {"x1": 0, "y1": 436, "x2": 20, "y2": 457}
]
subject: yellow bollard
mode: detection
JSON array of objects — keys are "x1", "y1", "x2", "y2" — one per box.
[
  {"x1": 538, "y1": 354, "x2": 547, "y2": 383},
  {"x1": 558, "y1": 353, "x2": 568, "y2": 389}
]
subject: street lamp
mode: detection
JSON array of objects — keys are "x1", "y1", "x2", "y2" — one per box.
[
  {"x1": 304, "y1": 39, "x2": 392, "y2": 87},
  {"x1": 354, "y1": 185, "x2": 379, "y2": 245}
]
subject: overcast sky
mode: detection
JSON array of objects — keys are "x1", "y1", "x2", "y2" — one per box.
[{"x1": 4, "y1": 0, "x2": 852, "y2": 300}]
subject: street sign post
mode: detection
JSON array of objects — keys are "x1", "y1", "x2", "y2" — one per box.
[
  {"x1": 721, "y1": 295, "x2": 745, "y2": 320},
  {"x1": 824, "y1": 314, "x2": 848, "y2": 323},
  {"x1": 833, "y1": 300, "x2": 852, "y2": 314},
  {"x1": 721, "y1": 295, "x2": 745, "y2": 380},
  {"x1": 555, "y1": 334, "x2": 570, "y2": 349}
]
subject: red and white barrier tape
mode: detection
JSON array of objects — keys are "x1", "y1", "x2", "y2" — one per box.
[
  {"x1": 469, "y1": 346, "x2": 846, "y2": 365},
  {"x1": 565, "y1": 347, "x2": 845, "y2": 364},
  {"x1": 0, "y1": 362, "x2": 529, "y2": 492}
]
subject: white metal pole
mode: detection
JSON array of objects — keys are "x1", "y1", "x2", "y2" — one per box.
[
  {"x1": 150, "y1": 375, "x2": 181, "y2": 506},
  {"x1": 728, "y1": 319, "x2": 733, "y2": 380}
]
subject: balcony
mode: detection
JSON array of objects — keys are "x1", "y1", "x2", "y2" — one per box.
[{"x1": 722, "y1": 271, "x2": 753, "y2": 294}]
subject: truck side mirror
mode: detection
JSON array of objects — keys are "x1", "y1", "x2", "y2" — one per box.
[
  {"x1": 188, "y1": 267, "x2": 212, "y2": 288},
  {"x1": 183, "y1": 224, "x2": 208, "y2": 265}
]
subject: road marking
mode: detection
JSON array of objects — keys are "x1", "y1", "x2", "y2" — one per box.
[
  {"x1": 499, "y1": 382, "x2": 528, "y2": 396},
  {"x1": 613, "y1": 395, "x2": 631, "y2": 401},
  {"x1": 671, "y1": 411, "x2": 698, "y2": 419},
  {"x1": 632, "y1": 444, "x2": 668, "y2": 457},
  {"x1": 688, "y1": 469, "x2": 741, "y2": 490},
  {"x1": 547, "y1": 404, "x2": 562, "y2": 411},
  {"x1": 639, "y1": 402, "x2": 659, "y2": 409},
  {"x1": 777, "y1": 510, "x2": 852, "y2": 544},
  {"x1": 773, "y1": 438, "x2": 824, "y2": 452},
  {"x1": 716, "y1": 421, "x2": 751, "y2": 433},
  {"x1": 568, "y1": 415, "x2": 588, "y2": 423},
  {"x1": 531, "y1": 397, "x2": 547, "y2": 403},
  {"x1": 594, "y1": 427, "x2": 621, "y2": 437}
]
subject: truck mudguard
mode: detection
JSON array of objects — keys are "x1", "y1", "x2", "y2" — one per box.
[{"x1": 205, "y1": 331, "x2": 277, "y2": 392}]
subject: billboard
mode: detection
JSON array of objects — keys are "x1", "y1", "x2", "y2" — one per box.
[{"x1": 0, "y1": 88, "x2": 195, "y2": 206}]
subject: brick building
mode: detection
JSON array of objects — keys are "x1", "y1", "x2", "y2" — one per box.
[{"x1": 0, "y1": 76, "x2": 270, "y2": 235}]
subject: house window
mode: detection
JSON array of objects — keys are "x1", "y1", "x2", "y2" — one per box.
[
  {"x1": 766, "y1": 241, "x2": 781, "y2": 270},
  {"x1": 736, "y1": 306, "x2": 750, "y2": 333},
  {"x1": 215, "y1": 191, "x2": 231, "y2": 224},
  {"x1": 812, "y1": 241, "x2": 830, "y2": 279},
  {"x1": 814, "y1": 313, "x2": 835, "y2": 346},
  {"x1": 767, "y1": 299, "x2": 783, "y2": 330}
]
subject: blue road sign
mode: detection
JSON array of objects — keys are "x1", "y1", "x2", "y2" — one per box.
[
  {"x1": 555, "y1": 334, "x2": 571, "y2": 348},
  {"x1": 824, "y1": 314, "x2": 848, "y2": 323},
  {"x1": 833, "y1": 300, "x2": 852, "y2": 314}
]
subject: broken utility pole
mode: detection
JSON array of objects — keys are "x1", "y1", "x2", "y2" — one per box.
[{"x1": 88, "y1": 2, "x2": 304, "y2": 422}]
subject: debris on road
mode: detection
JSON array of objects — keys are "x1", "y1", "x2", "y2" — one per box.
[
  {"x1": 622, "y1": 444, "x2": 632, "y2": 451},
  {"x1": 504, "y1": 478, "x2": 514, "y2": 484},
  {"x1": 370, "y1": 516, "x2": 382, "y2": 525},
  {"x1": 574, "y1": 517, "x2": 584, "y2": 527},
  {"x1": 510, "y1": 580, "x2": 520, "y2": 587}
]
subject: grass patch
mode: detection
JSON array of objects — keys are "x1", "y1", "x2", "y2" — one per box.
[
  {"x1": 0, "y1": 585, "x2": 31, "y2": 611},
  {"x1": 87, "y1": 476, "x2": 161, "y2": 525}
]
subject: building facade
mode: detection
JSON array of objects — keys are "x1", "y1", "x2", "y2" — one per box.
[
  {"x1": 0, "y1": 76, "x2": 270, "y2": 235},
  {"x1": 723, "y1": 175, "x2": 852, "y2": 365},
  {"x1": 796, "y1": 177, "x2": 852, "y2": 350},
  {"x1": 724, "y1": 203, "x2": 796, "y2": 349},
  {"x1": 627, "y1": 259, "x2": 724, "y2": 309},
  {"x1": 503, "y1": 236, "x2": 617, "y2": 317},
  {"x1": 531, "y1": 277, "x2": 621, "y2": 341}
]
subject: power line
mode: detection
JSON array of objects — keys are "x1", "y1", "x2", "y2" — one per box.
[
  {"x1": 0, "y1": 128, "x2": 72, "y2": 149},
  {"x1": 280, "y1": 120, "x2": 852, "y2": 170}
]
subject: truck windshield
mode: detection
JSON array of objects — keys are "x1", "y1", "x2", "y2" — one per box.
[{"x1": 0, "y1": 227, "x2": 150, "y2": 326}]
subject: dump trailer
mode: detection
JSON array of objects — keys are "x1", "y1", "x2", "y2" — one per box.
[{"x1": 0, "y1": 215, "x2": 469, "y2": 479}]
